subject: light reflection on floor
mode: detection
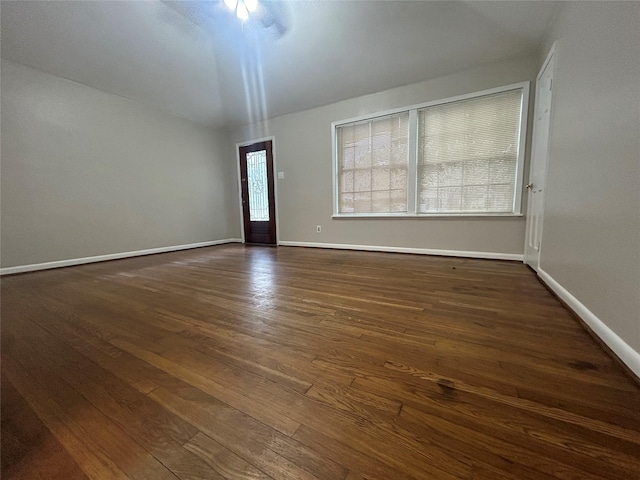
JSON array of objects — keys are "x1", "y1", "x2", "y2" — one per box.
[{"x1": 246, "y1": 248, "x2": 278, "y2": 312}]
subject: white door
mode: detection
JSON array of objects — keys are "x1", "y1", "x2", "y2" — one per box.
[{"x1": 524, "y1": 45, "x2": 556, "y2": 270}]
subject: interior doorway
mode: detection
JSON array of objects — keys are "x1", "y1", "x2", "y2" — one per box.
[
  {"x1": 238, "y1": 140, "x2": 277, "y2": 245},
  {"x1": 524, "y1": 44, "x2": 556, "y2": 271}
]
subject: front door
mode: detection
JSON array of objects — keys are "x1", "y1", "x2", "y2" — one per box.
[
  {"x1": 524, "y1": 46, "x2": 555, "y2": 271},
  {"x1": 239, "y1": 140, "x2": 277, "y2": 245}
]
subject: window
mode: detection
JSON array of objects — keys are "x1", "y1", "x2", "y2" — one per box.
[
  {"x1": 246, "y1": 149, "x2": 270, "y2": 221},
  {"x1": 418, "y1": 90, "x2": 523, "y2": 213},
  {"x1": 333, "y1": 83, "x2": 529, "y2": 216},
  {"x1": 336, "y1": 112, "x2": 409, "y2": 214}
]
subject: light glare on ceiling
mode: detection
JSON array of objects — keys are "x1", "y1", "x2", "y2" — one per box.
[
  {"x1": 245, "y1": 0, "x2": 258, "y2": 12},
  {"x1": 224, "y1": 0, "x2": 238, "y2": 11},
  {"x1": 224, "y1": 0, "x2": 257, "y2": 22},
  {"x1": 236, "y1": 2, "x2": 249, "y2": 21}
]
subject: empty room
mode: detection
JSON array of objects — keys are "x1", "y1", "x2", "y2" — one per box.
[{"x1": 1, "y1": 0, "x2": 639, "y2": 479}]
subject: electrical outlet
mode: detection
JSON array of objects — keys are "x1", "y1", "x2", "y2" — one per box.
[{"x1": 316, "y1": 225, "x2": 322, "y2": 233}]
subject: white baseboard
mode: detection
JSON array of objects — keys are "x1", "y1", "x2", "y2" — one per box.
[
  {"x1": 538, "y1": 268, "x2": 640, "y2": 379},
  {"x1": 277, "y1": 241, "x2": 523, "y2": 261},
  {"x1": 0, "y1": 238, "x2": 243, "y2": 275}
]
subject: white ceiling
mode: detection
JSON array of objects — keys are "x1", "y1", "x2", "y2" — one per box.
[{"x1": 1, "y1": 1, "x2": 557, "y2": 128}]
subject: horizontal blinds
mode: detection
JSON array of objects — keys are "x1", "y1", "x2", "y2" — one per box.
[
  {"x1": 417, "y1": 89, "x2": 523, "y2": 213},
  {"x1": 337, "y1": 112, "x2": 409, "y2": 213}
]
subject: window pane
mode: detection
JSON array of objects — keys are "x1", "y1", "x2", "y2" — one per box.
[
  {"x1": 354, "y1": 170, "x2": 371, "y2": 192},
  {"x1": 390, "y1": 168, "x2": 407, "y2": 190},
  {"x1": 462, "y1": 185, "x2": 488, "y2": 211},
  {"x1": 371, "y1": 191, "x2": 391, "y2": 212},
  {"x1": 390, "y1": 189, "x2": 407, "y2": 212},
  {"x1": 465, "y1": 160, "x2": 490, "y2": 185},
  {"x1": 342, "y1": 147, "x2": 355, "y2": 169},
  {"x1": 489, "y1": 158, "x2": 514, "y2": 183},
  {"x1": 372, "y1": 168, "x2": 390, "y2": 191},
  {"x1": 340, "y1": 193, "x2": 354, "y2": 213},
  {"x1": 354, "y1": 192, "x2": 372, "y2": 212},
  {"x1": 246, "y1": 150, "x2": 269, "y2": 221},
  {"x1": 438, "y1": 186, "x2": 462, "y2": 211},
  {"x1": 337, "y1": 112, "x2": 409, "y2": 214},
  {"x1": 488, "y1": 184, "x2": 515, "y2": 211},
  {"x1": 340, "y1": 170, "x2": 354, "y2": 190},
  {"x1": 417, "y1": 89, "x2": 523, "y2": 213}
]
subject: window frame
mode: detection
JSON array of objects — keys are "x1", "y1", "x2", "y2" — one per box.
[{"x1": 332, "y1": 81, "x2": 530, "y2": 218}]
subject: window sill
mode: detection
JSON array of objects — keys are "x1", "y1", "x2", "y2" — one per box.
[{"x1": 332, "y1": 213, "x2": 524, "y2": 219}]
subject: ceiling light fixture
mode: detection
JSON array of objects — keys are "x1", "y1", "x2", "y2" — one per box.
[{"x1": 224, "y1": 0, "x2": 258, "y2": 21}]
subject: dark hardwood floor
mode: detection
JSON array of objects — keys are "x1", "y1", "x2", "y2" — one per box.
[{"x1": 2, "y1": 244, "x2": 639, "y2": 480}]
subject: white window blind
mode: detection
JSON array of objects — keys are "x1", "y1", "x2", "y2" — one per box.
[
  {"x1": 337, "y1": 112, "x2": 409, "y2": 213},
  {"x1": 417, "y1": 89, "x2": 523, "y2": 213}
]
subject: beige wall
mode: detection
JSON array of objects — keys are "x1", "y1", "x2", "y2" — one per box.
[
  {"x1": 229, "y1": 54, "x2": 538, "y2": 256},
  {"x1": 1, "y1": 60, "x2": 237, "y2": 268},
  {"x1": 539, "y1": 2, "x2": 640, "y2": 352}
]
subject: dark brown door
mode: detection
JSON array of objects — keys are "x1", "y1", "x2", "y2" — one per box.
[{"x1": 239, "y1": 141, "x2": 277, "y2": 245}]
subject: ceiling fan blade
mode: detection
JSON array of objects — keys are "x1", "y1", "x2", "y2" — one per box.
[{"x1": 255, "y1": 1, "x2": 291, "y2": 38}]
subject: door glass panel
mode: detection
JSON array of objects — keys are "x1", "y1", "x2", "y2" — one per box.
[{"x1": 246, "y1": 150, "x2": 270, "y2": 221}]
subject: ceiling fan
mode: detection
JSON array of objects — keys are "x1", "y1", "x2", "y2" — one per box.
[
  {"x1": 223, "y1": 0, "x2": 257, "y2": 21},
  {"x1": 227, "y1": 0, "x2": 291, "y2": 39},
  {"x1": 163, "y1": 0, "x2": 291, "y2": 41}
]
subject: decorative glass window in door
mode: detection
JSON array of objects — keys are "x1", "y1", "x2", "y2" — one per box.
[{"x1": 246, "y1": 150, "x2": 270, "y2": 221}]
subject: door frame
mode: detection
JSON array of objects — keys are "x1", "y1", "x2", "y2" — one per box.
[
  {"x1": 235, "y1": 136, "x2": 280, "y2": 245},
  {"x1": 524, "y1": 42, "x2": 557, "y2": 270}
]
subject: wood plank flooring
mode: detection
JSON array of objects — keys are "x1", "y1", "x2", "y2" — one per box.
[{"x1": 2, "y1": 244, "x2": 639, "y2": 480}]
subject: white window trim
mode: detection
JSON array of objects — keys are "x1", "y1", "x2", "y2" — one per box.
[{"x1": 332, "y1": 82, "x2": 530, "y2": 218}]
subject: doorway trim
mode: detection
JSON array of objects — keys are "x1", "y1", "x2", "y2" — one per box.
[{"x1": 235, "y1": 136, "x2": 280, "y2": 245}]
